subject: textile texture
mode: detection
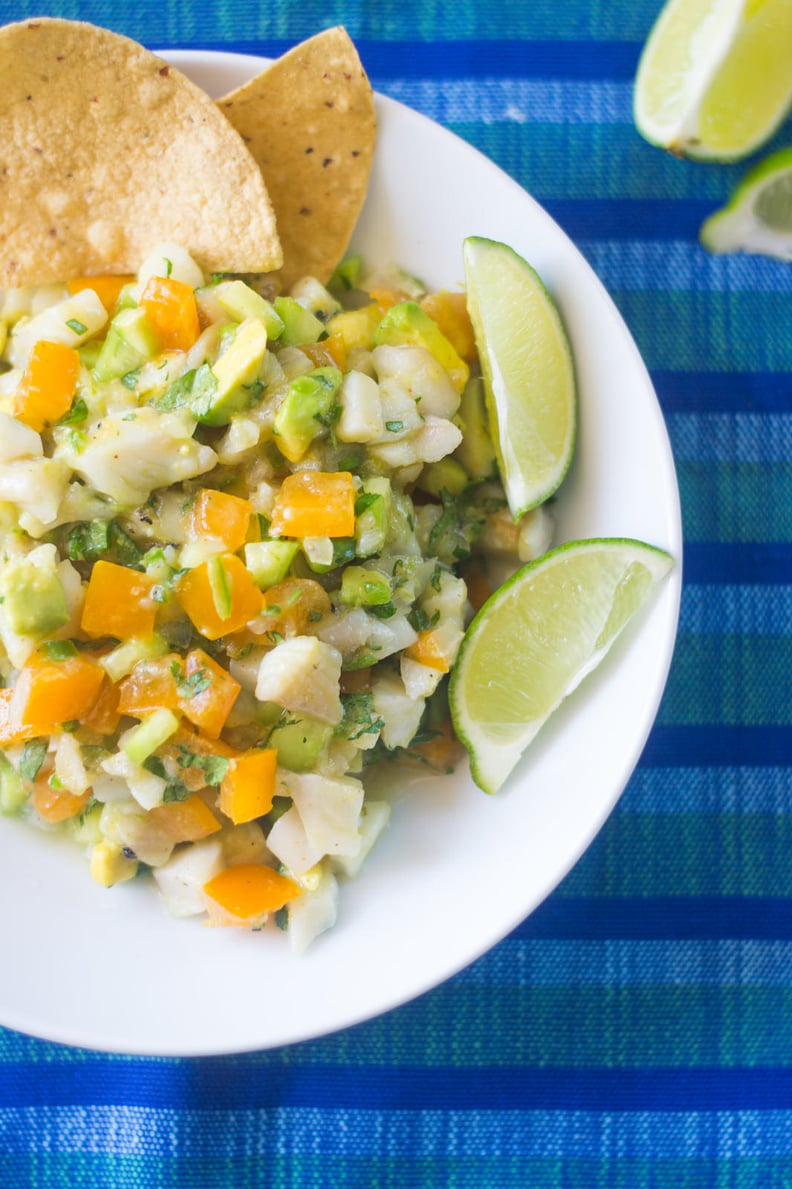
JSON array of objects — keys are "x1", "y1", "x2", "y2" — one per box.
[{"x1": 1, "y1": 1, "x2": 792, "y2": 1185}]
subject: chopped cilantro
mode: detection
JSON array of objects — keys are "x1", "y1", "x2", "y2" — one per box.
[
  {"x1": 66, "y1": 318, "x2": 88, "y2": 335},
  {"x1": 19, "y1": 739, "x2": 47, "y2": 783}
]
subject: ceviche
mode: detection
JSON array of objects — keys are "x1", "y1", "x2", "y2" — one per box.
[{"x1": 0, "y1": 244, "x2": 552, "y2": 949}]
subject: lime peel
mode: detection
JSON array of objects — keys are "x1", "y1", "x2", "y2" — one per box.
[
  {"x1": 449, "y1": 538, "x2": 674, "y2": 795},
  {"x1": 462, "y1": 236, "x2": 576, "y2": 520},
  {"x1": 700, "y1": 145, "x2": 792, "y2": 259}
]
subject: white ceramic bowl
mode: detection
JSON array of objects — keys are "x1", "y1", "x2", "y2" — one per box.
[{"x1": 0, "y1": 51, "x2": 682, "y2": 1055}]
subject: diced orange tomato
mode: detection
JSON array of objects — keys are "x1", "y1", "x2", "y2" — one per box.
[
  {"x1": 140, "y1": 275, "x2": 201, "y2": 352},
  {"x1": 80, "y1": 676, "x2": 121, "y2": 736},
  {"x1": 369, "y1": 284, "x2": 410, "y2": 311},
  {"x1": 268, "y1": 471, "x2": 356, "y2": 539},
  {"x1": 255, "y1": 578, "x2": 331, "y2": 639},
  {"x1": 405, "y1": 628, "x2": 451, "y2": 673},
  {"x1": 118, "y1": 649, "x2": 240, "y2": 738},
  {"x1": 14, "y1": 340, "x2": 81, "y2": 432},
  {"x1": 420, "y1": 291, "x2": 478, "y2": 364},
  {"x1": 32, "y1": 779, "x2": 91, "y2": 823},
  {"x1": 177, "y1": 554, "x2": 263, "y2": 641},
  {"x1": 219, "y1": 749, "x2": 277, "y2": 824},
  {"x1": 67, "y1": 275, "x2": 134, "y2": 312},
  {"x1": 10, "y1": 651, "x2": 106, "y2": 736},
  {"x1": 203, "y1": 863, "x2": 301, "y2": 928},
  {"x1": 401, "y1": 716, "x2": 464, "y2": 774},
  {"x1": 178, "y1": 648, "x2": 241, "y2": 739},
  {"x1": 150, "y1": 793, "x2": 222, "y2": 843},
  {"x1": 302, "y1": 333, "x2": 347, "y2": 371},
  {"x1": 187, "y1": 488, "x2": 252, "y2": 553},
  {"x1": 117, "y1": 654, "x2": 182, "y2": 717},
  {"x1": 80, "y1": 561, "x2": 158, "y2": 640}
]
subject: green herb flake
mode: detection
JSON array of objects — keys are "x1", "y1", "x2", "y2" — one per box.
[
  {"x1": 19, "y1": 739, "x2": 48, "y2": 783},
  {"x1": 40, "y1": 640, "x2": 78, "y2": 662},
  {"x1": 66, "y1": 318, "x2": 88, "y2": 335}
]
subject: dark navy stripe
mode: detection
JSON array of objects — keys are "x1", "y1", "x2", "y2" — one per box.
[
  {"x1": 546, "y1": 199, "x2": 714, "y2": 240},
  {"x1": 3, "y1": 1062, "x2": 792, "y2": 1111},
  {"x1": 642, "y1": 726, "x2": 792, "y2": 767},
  {"x1": 683, "y1": 543, "x2": 792, "y2": 585},
  {"x1": 155, "y1": 39, "x2": 642, "y2": 80},
  {"x1": 515, "y1": 897, "x2": 792, "y2": 941},
  {"x1": 653, "y1": 371, "x2": 792, "y2": 415}
]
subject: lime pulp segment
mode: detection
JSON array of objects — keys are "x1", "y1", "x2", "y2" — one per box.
[
  {"x1": 700, "y1": 145, "x2": 792, "y2": 258},
  {"x1": 634, "y1": 0, "x2": 792, "y2": 161},
  {"x1": 449, "y1": 538, "x2": 674, "y2": 795},
  {"x1": 462, "y1": 236, "x2": 576, "y2": 520}
]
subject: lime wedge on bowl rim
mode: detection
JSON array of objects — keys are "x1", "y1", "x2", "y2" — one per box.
[
  {"x1": 449, "y1": 539, "x2": 675, "y2": 796},
  {"x1": 634, "y1": 0, "x2": 792, "y2": 162},
  {"x1": 700, "y1": 145, "x2": 792, "y2": 259},
  {"x1": 463, "y1": 235, "x2": 576, "y2": 520}
]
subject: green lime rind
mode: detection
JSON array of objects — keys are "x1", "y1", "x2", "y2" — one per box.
[
  {"x1": 448, "y1": 537, "x2": 674, "y2": 795},
  {"x1": 700, "y1": 145, "x2": 792, "y2": 259},
  {"x1": 463, "y1": 236, "x2": 577, "y2": 520}
]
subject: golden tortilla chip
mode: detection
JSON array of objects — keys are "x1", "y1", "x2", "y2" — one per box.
[
  {"x1": 219, "y1": 27, "x2": 376, "y2": 291},
  {"x1": 0, "y1": 18, "x2": 282, "y2": 287}
]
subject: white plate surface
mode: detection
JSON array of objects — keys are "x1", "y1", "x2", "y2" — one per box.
[{"x1": 0, "y1": 50, "x2": 682, "y2": 1055}]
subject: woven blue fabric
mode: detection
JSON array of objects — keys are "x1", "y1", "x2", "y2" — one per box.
[{"x1": 1, "y1": 1, "x2": 792, "y2": 1185}]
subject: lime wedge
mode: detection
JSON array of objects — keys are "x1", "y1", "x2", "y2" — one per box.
[
  {"x1": 449, "y1": 538, "x2": 674, "y2": 795},
  {"x1": 463, "y1": 236, "x2": 576, "y2": 520},
  {"x1": 700, "y1": 145, "x2": 792, "y2": 258},
  {"x1": 634, "y1": 0, "x2": 792, "y2": 162}
]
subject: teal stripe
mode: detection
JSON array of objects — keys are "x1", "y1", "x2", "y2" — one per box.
[
  {"x1": 563, "y1": 814, "x2": 792, "y2": 898},
  {"x1": 4, "y1": 1154, "x2": 788, "y2": 1189},
  {"x1": 678, "y1": 461, "x2": 792, "y2": 543},
  {"x1": 450, "y1": 122, "x2": 743, "y2": 201},
  {"x1": 611, "y1": 292, "x2": 792, "y2": 373},
  {"x1": 660, "y1": 635, "x2": 792, "y2": 726}
]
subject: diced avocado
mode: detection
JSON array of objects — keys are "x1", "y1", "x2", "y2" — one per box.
[
  {"x1": 268, "y1": 715, "x2": 332, "y2": 773},
  {"x1": 213, "y1": 280, "x2": 284, "y2": 339},
  {"x1": 455, "y1": 375, "x2": 497, "y2": 481},
  {"x1": 355, "y1": 476, "x2": 392, "y2": 558},
  {"x1": 416, "y1": 456, "x2": 470, "y2": 498},
  {"x1": 92, "y1": 306, "x2": 160, "y2": 383},
  {"x1": 90, "y1": 839, "x2": 138, "y2": 887},
  {"x1": 245, "y1": 540, "x2": 299, "y2": 589},
  {"x1": 99, "y1": 632, "x2": 169, "y2": 684},
  {"x1": 273, "y1": 366, "x2": 342, "y2": 462},
  {"x1": 123, "y1": 708, "x2": 180, "y2": 767},
  {"x1": 339, "y1": 565, "x2": 392, "y2": 608},
  {"x1": 0, "y1": 753, "x2": 26, "y2": 815},
  {"x1": 374, "y1": 301, "x2": 469, "y2": 393},
  {"x1": 328, "y1": 254, "x2": 363, "y2": 295},
  {"x1": 326, "y1": 304, "x2": 381, "y2": 351},
  {"x1": 203, "y1": 317, "x2": 269, "y2": 426},
  {"x1": 273, "y1": 296, "x2": 325, "y2": 346},
  {"x1": 0, "y1": 559, "x2": 69, "y2": 636},
  {"x1": 78, "y1": 340, "x2": 104, "y2": 369}
]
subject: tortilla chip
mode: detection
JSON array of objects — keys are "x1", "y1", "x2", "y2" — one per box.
[
  {"x1": 0, "y1": 18, "x2": 282, "y2": 287},
  {"x1": 219, "y1": 27, "x2": 376, "y2": 291}
]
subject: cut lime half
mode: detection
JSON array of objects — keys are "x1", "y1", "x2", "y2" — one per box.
[
  {"x1": 449, "y1": 538, "x2": 674, "y2": 795},
  {"x1": 634, "y1": 0, "x2": 792, "y2": 162},
  {"x1": 462, "y1": 236, "x2": 576, "y2": 520},
  {"x1": 700, "y1": 145, "x2": 792, "y2": 259}
]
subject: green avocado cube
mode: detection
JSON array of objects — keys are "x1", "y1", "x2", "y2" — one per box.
[
  {"x1": 202, "y1": 317, "x2": 269, "y2": 426},
  {"x1": 0, "y1": 560, "x2": 69, "y2": 636},
  {"x1": 374, "y1": 300, "x2": 468, "y2": 392},
  {"x1": 273, "y1": 296, "x2": 325, "y2": 346},
  {"x1": 93, "y1": 306, "x2": 160, "y2": 382},
  {"x1": 273, "y1": 366, "x2": 342, "y2": 462}
]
